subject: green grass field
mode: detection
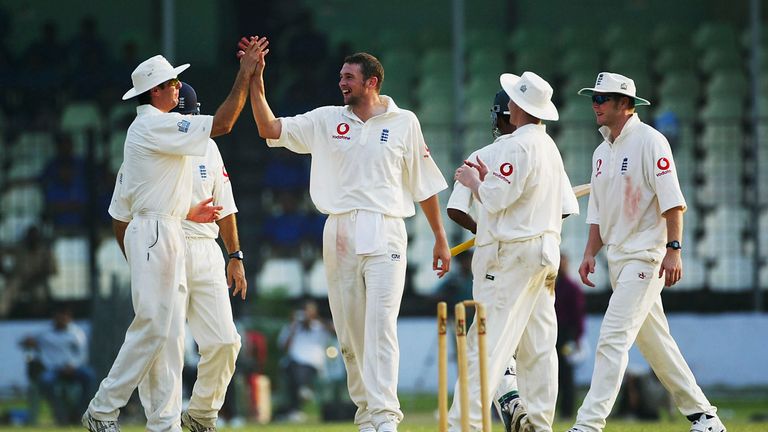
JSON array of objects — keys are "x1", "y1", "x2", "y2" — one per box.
[{"x1": 2, "y1": 394, "x2": 766, "y2": 431}]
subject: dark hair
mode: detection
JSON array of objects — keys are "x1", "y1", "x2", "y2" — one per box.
[
  {"x1": 344, "y1": 52, "x2": 384, "y2": 91},
  {"x1": 612, "y1": 93, "x2": 635, "y2": 109}
]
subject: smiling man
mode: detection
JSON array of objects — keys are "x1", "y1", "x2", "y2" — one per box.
[
  {"x1": 245, "y1": 42, "x2": 450, "y2": 432},
  {"x1": 568, "y1": 72, "x2": 726, "y2": 432}
]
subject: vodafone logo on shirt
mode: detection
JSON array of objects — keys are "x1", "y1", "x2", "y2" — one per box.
[
  {"x1": 595, "y1": 159, "x2": 603, "y2": 177},
  {"x1": 492, "y1": 162, "x2": 514, "y2": 184},
  {"x1": 656, "y1": 157, "x2": 671, "y2": 177},
  {"x1": 499, "y1": 163, "x2": 514, "y2": 176},
  {"x1": 332, "y1": 122, "x2": 351, "y2": 140}
]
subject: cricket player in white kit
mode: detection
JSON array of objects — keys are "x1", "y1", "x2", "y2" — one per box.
[
  {"x1": 452, "y1": 72, "x2": 578, "y2": 432},
  {"x1": 568, "y1": 72, "x2": 726, "y2": 432},
  {"x1": 446, "y1": 89, "x2": 530, "y2": 431},
  {"x1": 245, "y1": 44, "x2": 451, "y2": 432},
  {"x1": 83, "y1": 41, "x2": 266, "y2": 432},
  {"x1": 109, "y1": 82, "x2": 246, "y2": 432}
]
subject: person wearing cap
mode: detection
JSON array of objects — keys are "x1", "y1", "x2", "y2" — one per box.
[
  {"x1": 109, "y1": 82, "x2": 246, "y2": 431},
  {"x1": 451, "y1": 71, "x2": 578, "y2": 432},
  {"x1": 247, "y1": 45, "x2": 450, "y2": 432},
  {"x1": 83, "y1": 41, "x2": 267, "y2": 432},
  {"x1": 568, "y1": 72, "x2": 725, "y2": 432}
]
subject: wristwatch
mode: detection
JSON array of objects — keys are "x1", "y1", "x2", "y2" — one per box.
[
  {"x1": 665, "y1": 240, "x2": 682, "y2": 250},
  {"x1": 228, "y1": 250, "x2": 244, "y2": 260}
]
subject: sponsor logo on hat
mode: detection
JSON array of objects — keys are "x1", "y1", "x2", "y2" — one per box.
[
  {"x1": 178, "y1": 119, "x2": 191, "y2": 133},
  {"x1": 596, "y1": 73, "x2": 604, "y2": 85},
  {"x1": 620, "y1": 82, "x2": 628, "y2": 90},
  {"x1": 520, "y1": 84, "x2": 527, "y2": 93}
]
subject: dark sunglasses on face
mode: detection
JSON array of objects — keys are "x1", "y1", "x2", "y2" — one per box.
[
  {"x1": 160, "y1": 78, "x2": 180, "y2": 88},
  {"x1": 592, "y1": 94, "x2": 614, "y2": 105}
]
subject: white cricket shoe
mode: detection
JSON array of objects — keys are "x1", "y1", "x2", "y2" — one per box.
[
  {"x1": 690, "y1": 413, "x2": 726, "y2": 432},
  {"x1": 82, "y1": 411, "x2": 120, "y2": 432}
]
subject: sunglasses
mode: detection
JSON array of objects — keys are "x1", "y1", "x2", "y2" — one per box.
[
  {"x1": 160, "y1": 78, "x2": 180, "y2": 88},
  {"x1": 591, "y1": 94, "x2": 614, "y2": 105}
]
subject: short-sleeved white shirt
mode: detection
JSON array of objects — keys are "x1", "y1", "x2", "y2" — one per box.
[
  {"x1": 474, "y1": 124, "x2": 577, "y2": 246},
  {"x1": 585, "y1": 114, "x2": 686, "y2": 252},
  {"x1": 266, "y1": 96, "x2": 447, "y2": 217},
  {"x1": 117, "y1": 105, "x2": 212, "y2": 218},
  {"x1": 110, "y1": 139, "x2": 237, "y2": 239}
]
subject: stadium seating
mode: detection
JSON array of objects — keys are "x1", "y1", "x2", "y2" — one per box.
[
  {"x1": 256, "y1": 258, "x2": 304, "y2": 298},
  {"x1": 49, "y1": 236, "x2": 90, "y2": 300}
]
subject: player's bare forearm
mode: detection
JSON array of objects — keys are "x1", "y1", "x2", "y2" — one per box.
[
  {"x1": 210, "y1": 68, "x2": 249, "y2": 138},
  {"x1": 419, "y1": 195, "x2": 451, "y2": 276},
  {"x1": 447, "y1": 208, "x2": 477, "y2": 234},
  {"x1": 112, "y1": 218, "x2": 129, "y2": 260},
  {"x1": 662, "y1": 206, "x2": 684, "y2": 243},
  {"x1": 217, "y1": 214, "x2": 248, "y2": 299},
  {"x1": 250, "y1": 75, "x2": 282, "y2": 139},
  {"x1": 583, "y1": 224, "x2": 603, "y2": 259}
]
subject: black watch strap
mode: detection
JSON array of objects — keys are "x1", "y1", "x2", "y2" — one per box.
[
  {"x1": 665, "y1": 240, "x2": 681, "y2": 250},
  {"x1": 228, "y1": 250, "x2": 244, "y2": 260}
]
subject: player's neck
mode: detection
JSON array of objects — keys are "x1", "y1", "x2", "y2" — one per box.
[
  {"x1": 608, "y1": 114, "x2": 632, "y2": 142},
  {"x1": 351, "y1": 94, "x2": 386, "y2": 122}
]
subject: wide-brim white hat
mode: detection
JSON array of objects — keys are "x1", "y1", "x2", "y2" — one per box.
[
  {"x1": 500, "y1": 72, "x2": 559, "y2": 121},
  {"x1": 577, "y1": 72, "x2": 650, "y2": 106},
  {"x1": 122, "y1": 55, "x2": 190, "y2": 100}
]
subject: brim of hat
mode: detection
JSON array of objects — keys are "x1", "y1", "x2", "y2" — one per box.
[
  {"x1": 500, "y1": 73, "x2": 559, "y2": 121},
  {"x1": 577, "y1": 87, "x2": 651, "y2": 106},
  {"x1": 122, "y1": 63, "x2": 191, "y2": 100}
]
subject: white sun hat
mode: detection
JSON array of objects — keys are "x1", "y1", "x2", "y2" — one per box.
[
  {"x1": 500, "y1": 71, "x2": 559, "y2": 121},
  {"x1": 577, "y1": 72, "x2": 651, "y2": 106},
  {"x1": 122, "y1": 55, "x2": 190, "y2": 100}
]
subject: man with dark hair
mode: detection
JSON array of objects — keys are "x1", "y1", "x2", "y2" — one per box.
[
  {"x1": 83, "y1": 40, "x2": 265, "y2": 432},
  {"x1": 568, "y1": 72, "x2": 725, "y2": 432},
  {"x1": 244, "y1": 38, "x2": 451, "y2": 432}
]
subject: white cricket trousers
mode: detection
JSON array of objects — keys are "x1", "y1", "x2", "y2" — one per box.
[
  {"x1": 88, "y1": 215, "x2": 188, "y2": 432},
  {"x1": 323, "y1": 212, "x2": 407, "y2": 430},
  {"x1": 182, "y1": 237, "x2": 241, "y2": 425},
  {"x1": 574, "y1": 247, "x2": 716, "y2": 432},
  {"x1": 448, "y1": 237, "x2": 559, "y2": 432}
]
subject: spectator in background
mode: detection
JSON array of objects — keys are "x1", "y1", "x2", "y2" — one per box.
[
  {"x1": 277, "y1": 299, "x2": 334, "y2": 422},
  {"x1": 20, "y1": 306, "x2": 95, "y2": 425},
  {"x1": 68, "y1": 16, "x2": 110, "y2": 103},
  {"x1": 40, "y1": 133, "x2": 88, "y2": 232},
  {"x1": 0, "y1": 226, "x2": 56, "y2": 318},
  {"x1": 260, "y1": 190, "x2": 313, "y2": 257},
  {"x1": 19, "y1": 21, "x2": 67, "y2": 125},
  {"x1": 554, "y1": 253, "x2": 586, "y2": 420}
]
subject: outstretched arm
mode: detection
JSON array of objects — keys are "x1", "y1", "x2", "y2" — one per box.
[
  {"x1": 244, "y1": 36, "x2": 282, "y2": 139},
  {"x1": 211, "y1": 37, "x2": 269, "y2": 138}
]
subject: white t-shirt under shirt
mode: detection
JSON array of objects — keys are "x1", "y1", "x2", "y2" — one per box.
[
  {"x1": 586, "y1": 114, "x2": 686, "y2": 253},
  {"x1": 267, "y1": 96, "x2": 448, "y2": 217}
]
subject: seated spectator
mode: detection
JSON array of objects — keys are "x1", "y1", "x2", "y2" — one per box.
[
  {"x1": 0, "y1": 226, "x2": 56, "y2": 318},
  {"x1": 276, "y1": 299, "x2": 334, "y2": 422},
  {"x1": 40, "y1": 133, "x2": 88, "y2": 231},
  {"x1": 261, "y1": 190, "x2": 314, "y2": 257},
  {"x1": 20, "y1": 306, "x2": 95, "y2": 425}
]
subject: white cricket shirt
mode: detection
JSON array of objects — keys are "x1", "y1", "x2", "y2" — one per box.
[
  {"x1": 267, "y1": 96, "x2": 448, "y2": 217},
  {"x1": 475, "y1": 124, "x2": 577, "y2": 247},
  {"x1": 117, "y1": 105, "x2": 212, "y2": 219},
  {"x1": 110, "y1": 139, "x2": 237, "y2": 239},
  {"x1": 448, "y1": 134, "x2": 579, "y2": 240},
  {"x1": 586, "y1": 114, "x2": 686, "y2": 252}
]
